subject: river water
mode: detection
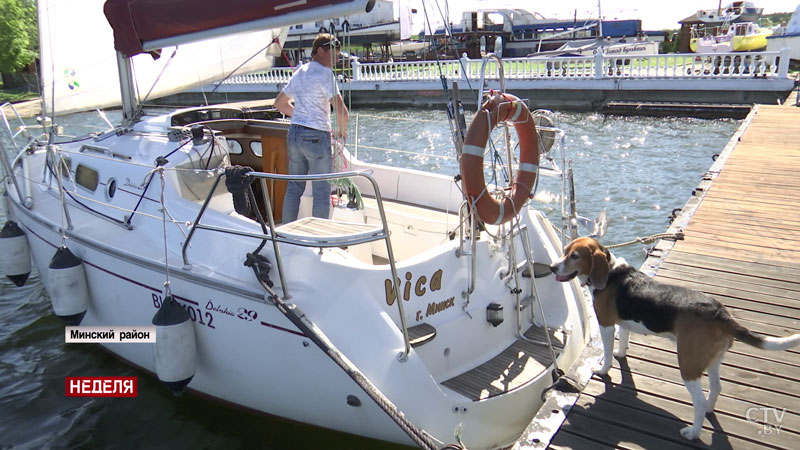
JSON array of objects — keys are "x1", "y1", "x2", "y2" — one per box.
[{"x1": 0, "y1": 108, "x2": 739, "y2": 449}]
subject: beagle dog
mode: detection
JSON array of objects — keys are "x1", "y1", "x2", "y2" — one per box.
[{"x1": 550, "y1": 237, "x2": 800, "y2": 440}]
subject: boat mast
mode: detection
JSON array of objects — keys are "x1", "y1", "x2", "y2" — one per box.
[
  {"x1": 115, "y1": 51, "x2": 138, "y2": 123},
  {"x1": 597, "y1": 0, "x2": 603, "y2": 38}
]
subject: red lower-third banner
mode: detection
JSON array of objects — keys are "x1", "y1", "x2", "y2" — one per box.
[{"x1": 65, "y1": 377, "x2": 138, "y2": 397}]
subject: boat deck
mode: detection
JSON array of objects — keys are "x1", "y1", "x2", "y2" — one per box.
[
  {"x1": 442, "y1": 325, "x2": 564, "y2": 401},
  {"x1": 540, "y1": 104, "x2": 800, "y2": 449}
]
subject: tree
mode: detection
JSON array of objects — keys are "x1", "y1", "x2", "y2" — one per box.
[
  {"x1": 761, "y1": 12, "x2": 793, "y2": 29},
  {"x1": 0, "y1": 0, "x2": 36, "y2": 74},
  {"x1": 659, "y1": 29, "x2": 680, "y2": 54}
]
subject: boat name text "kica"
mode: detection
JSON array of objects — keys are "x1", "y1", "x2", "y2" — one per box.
[{"x1": 384, "y1": 269, "x2": 443, "y2": 306}]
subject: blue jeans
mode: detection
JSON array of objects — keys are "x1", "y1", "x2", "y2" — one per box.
[{"x1": 282, "y1": 125, "x2": 332, "y2": 222}]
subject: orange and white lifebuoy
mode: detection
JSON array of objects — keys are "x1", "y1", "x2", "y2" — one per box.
[{"x1": 460, "y1": 92, "x2": 539, "y2": 224}]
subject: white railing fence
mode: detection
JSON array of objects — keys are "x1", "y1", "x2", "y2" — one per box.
[
  {"x1": 227, "y1": 67, "x2": 294, "y2": 84},
  {"x1": 224, "y1": 49, "x2": 791, "y2": 86}
]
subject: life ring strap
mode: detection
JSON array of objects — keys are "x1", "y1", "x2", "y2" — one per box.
[
  {"x1": 462, "y1": 144, "x2": 485, "y2": 157},
  {"x1": 460, "y1": 92, "x2": 539, "y2": 225},
  {"x1": 509, "y1": 101, "x2": 524, "y2": 123},
  {"x1": 492, "y1": 201, "x2": 505, "y2": 225}
]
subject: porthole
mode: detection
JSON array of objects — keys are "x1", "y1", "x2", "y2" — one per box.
[
  {"x1": 250, "y1": 141, "x2": 263, "y2": 157},
  {"x1": 227, "y1": 139, "x2": 243, "y2": 155},
  {"x1": 106, "y1": 178, "x2": 117, "y2": 200}
]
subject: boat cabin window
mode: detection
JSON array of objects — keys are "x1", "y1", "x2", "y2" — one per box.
[
  {"x1": 484, "y1": 12, "x2": 504, "y2": 29},
  {"x1": 75, "y1": 164, "x2": 99, "y2": 192},
  {"x1": 250, "y1": 141, "x2": 263, "y2": 157},
  {"x1": 227, "y1": 139, "x2": 243, "y2": 155}
]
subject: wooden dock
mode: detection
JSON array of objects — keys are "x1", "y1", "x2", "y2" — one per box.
[{"x1": 541, "y1": 103, "x2": 800, "y2": 449}]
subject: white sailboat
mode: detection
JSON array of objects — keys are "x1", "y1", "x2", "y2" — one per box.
[{"x1": 0, "y1": 0, "x2": 595, "y2": 448}]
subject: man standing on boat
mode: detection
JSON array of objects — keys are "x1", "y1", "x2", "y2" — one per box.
[{"x1": 275, "y1": 33, "x2": 349, "y2": 222}]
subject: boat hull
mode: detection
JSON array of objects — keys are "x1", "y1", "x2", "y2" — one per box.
[
  {"x1": 5, "y1": 143, "x2": 590, "y2": 449},
  {"x1": 690, "y1": 36, "x2": 733, "y2": 53},
  {"x1": 733, "y1": 33, "x2": 770, "y2": 52},
  {"x1": 767, "y1": 34, "x2": 800, "y2": 61}
]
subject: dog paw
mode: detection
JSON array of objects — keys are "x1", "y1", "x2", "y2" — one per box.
[
  {"x1": 680, "y1": 425, "x2": 701, "y2": 440},
  {"x1": 592, "y1": 364, "x2": 610, "y2": 376},
  {"x1": 705, "y1": 400, "x2": 717, "y2": 412},
  {"x1": 613, "y1": 349, "x2": 628, "y2": 358}
]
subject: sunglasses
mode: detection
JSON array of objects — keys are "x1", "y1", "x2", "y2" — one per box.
[{"x1": 323, "y1": 39, "x2": 341, "y2": 49}]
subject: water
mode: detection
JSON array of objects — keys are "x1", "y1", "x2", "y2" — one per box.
[
  {"x1": 351, "y1": 108, "x2": 738, "y2": 265},
  {"x1": 0, "y1": 108, "x2": 739, "y2": 449}
]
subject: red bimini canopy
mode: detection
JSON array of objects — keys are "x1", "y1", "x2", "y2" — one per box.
[{"x1": 104, "y1": 0, "x2": 374, "y2": 57}]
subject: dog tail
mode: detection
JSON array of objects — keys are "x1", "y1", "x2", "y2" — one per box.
[{"x1": 730, "y1": 321, "x2": 800, "y2": 350}]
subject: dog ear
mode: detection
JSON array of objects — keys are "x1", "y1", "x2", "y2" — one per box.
[{"x1": 589, "y1": 249, "x2": 609, "y2": 290}]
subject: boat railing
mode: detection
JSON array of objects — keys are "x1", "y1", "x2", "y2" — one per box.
[
  {"x1": 224, "y1": 49, "x2": 791, "y2": 86},
  {"x1": 349, "y1": 111, "x2": 564, "y2": 178},
  {"x1": 0, "y1": 102, "x2": 37, "y2": 209},
  {"x1": 182, "y1": 168, "x2": 414, "y2": 358},
  {"x1": 0, "y1": 102, "x2": 35, "y2": 152}
]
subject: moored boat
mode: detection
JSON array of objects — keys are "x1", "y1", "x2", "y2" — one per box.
[
  {"x1": 284, "y1": 0, "x2": 400, "y2": 63},
  {"x1": 426, "y1": 8, "x2": 655, "y2": 59},
  {"x1": 690, "y1": 21, "x2": 772, "y2": 53},
  {"x1": 730, "y1": 22, "x2": 773, "y2": 51},
  {"x1": 695, "y1": 1, "x2": 763, "y2": 24},
  {"x1": 536, "y1": 38, "x2": 659, "y2": 57},
  {"x1": 0, "y1": 1, "x2": 596, "y2": 448}
]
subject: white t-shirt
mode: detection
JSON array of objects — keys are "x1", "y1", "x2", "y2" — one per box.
[{"x1": 282, "y1": 61, "x2": 340, "y2": 132}]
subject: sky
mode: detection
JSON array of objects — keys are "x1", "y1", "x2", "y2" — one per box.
[{"x1": 398, "y1": 1, "x2": 799, "y2": 33}]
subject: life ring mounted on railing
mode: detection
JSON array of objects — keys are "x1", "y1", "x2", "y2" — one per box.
[{"x1": 460, "y1": 91, "x2": 539, "y2": 225}]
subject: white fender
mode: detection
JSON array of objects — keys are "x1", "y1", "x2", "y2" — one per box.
[
  {"x1": 0, "y1": 221, "x2": 31, "y2": 287},
  {"x1": 152, "y1": 295, "x2": 197, "y2": 396},
  {"x1": 47, "y1": 246, "x2": 90, "y2": 325}
]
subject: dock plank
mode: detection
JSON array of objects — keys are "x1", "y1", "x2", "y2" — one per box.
[
  {"x1": 578, "y1": 377, "x2": 799, "y2": 450},
  {"x1": 544, "y1": 104, "x2": 800, "y2": 449}
]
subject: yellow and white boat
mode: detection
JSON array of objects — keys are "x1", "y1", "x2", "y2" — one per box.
[
  {"x1": 731, "y1": 22, "x2": 772, "y2": 51},
  {"x1": 691, "y1": 22, "x2": 772, "y2": 53}
]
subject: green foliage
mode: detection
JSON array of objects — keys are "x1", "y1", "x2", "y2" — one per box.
[
  {"x1": 659, "y1": 30, "x2": 681, "y2": 54},
  {"x1": 761, "y1": 12, "x2": 793, "y2": 29},
  {"x1": 0, "y1": 0, "x2": 37, "y2": 73},
  {"x1": 0, "y1": 87, "x2": 38, "y2": 103}
]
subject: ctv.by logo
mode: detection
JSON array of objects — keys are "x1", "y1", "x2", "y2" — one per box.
[{"x1": 745, "y1": 407, "x2": 785, "y2": 435}]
